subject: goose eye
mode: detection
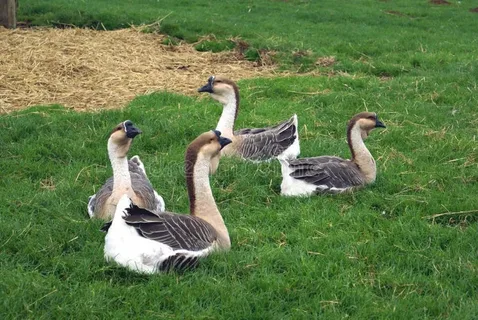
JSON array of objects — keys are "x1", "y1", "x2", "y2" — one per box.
[
  {"x1": 215, "y1": 80, "x2": 222, "y2": 83},
  {"x1": 367, "y1": 116, "x2": 376, "y2": 120},
  {"x1": 210, "y1": 138, "x2": 214, "y2": 143},
  {"x1": 116, "y1": 126, "x2": 122, "y2": 131}
]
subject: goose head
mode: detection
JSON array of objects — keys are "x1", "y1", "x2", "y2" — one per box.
[
  {"x1": 108, "y1": 120, "x2": 142, "y2": 158},
  {"x1": 186, "y1": 130, "x2": 232, "y2": 174},
  {"x1": 198, "y1": 76, "x2": 238, "y2": 105},
  {"x1": 348, "y1": 112, "x2": 386, "y2": 140}
]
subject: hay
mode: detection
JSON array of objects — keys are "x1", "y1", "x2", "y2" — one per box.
[{"x1": 0, "y1": 27, "x2": 276, "y2": 113}]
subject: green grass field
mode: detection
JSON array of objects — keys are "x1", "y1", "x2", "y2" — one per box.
[{"x1": 2, "y1": 0, "x2": 478, "y2": 319}]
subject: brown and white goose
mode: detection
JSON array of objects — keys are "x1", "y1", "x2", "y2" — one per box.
[
  {"x1": 88, "y1": 120, "x2": 165, "y2": 220},
  {"x1": 279, "y1": 112, "x2": 386, "y2": 196},
  {"x1": 198, "y1": 76, "x2": 300, "y2": 162},
  {"x1": 102, "y1": 130, "x2": 232, "y2": 273}
]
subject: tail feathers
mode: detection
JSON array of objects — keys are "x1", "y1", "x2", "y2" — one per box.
[
  {"x1": 277, "y1": 114, "x2": 300, "y2": 160},
  {"x1": 158, "y1": 254, "x2": 200, "y2": 272},
  {"x1": 275, "y1": 114, "x2": 296, "y2": 134},
  {"x1": 153, "y1": 191, "x2": 166, "y2": 212},
  {"x1": 291, "y1": 114, "x2": 298, "y2": 130},
  {"x1": 278, "y1": 158, "x2": 290, "y2": 167},
  {"x1": 87, "y1": 194, "x2": 96, "y2": 218},
  {"x1": 129, "y1": 155, "x2": 147, "y2": 177},
  {"x1": 278, "y1": 158, "x2": 292, "y2": 176},
  {"x1": 100, "y1": 220, "x2": 113, "y2": 233}
]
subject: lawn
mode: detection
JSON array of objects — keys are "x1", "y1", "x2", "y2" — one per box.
[{"x1": 1, "y1": 0, "x2": 478, "y2": 319}]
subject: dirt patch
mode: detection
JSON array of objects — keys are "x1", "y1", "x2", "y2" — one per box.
[
  {"x1": 429, "y1": 0, "x2": 451, "y2": 5},
  {"x1": 315, "y1": 56, "x2": 336, "y2": 67},
  {"x1": 0, "y1": 27, "x2": 276, "y2": 113},
  {"x1": 470, "y1": 7, "x2": 478, "y2": 13}
]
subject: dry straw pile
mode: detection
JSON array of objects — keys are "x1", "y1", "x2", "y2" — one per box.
[{"x1": 0, "y1": 27, "x2": 275, "y2": 113}]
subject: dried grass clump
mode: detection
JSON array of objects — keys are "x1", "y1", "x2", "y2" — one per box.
[
  {"x1": 315, "y1": 56, "x2": 336, "y2": 67},
  {"x1": 0, "y1": 27, "x2": 276, "y2": 113}
]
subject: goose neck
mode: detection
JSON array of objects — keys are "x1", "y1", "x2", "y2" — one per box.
[
  {"x1": 108, "y1": 140, "x2": 132, "y2": 192},
  {"x1": 347, "y1": 125, "x2": 376, "y2": 183},
  {"x1": 215, "y1": 92, "x2": 239, "y2": 138},
  {"x1": 186, "y1": 154, "x2": 231, "y2": 249}
]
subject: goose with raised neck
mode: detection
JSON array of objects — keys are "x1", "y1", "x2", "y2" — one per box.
[
  {"x1": 87, "y1": 120, "x2": 165, "y2": 220},
  {"x1": 103, "y1": 130, "x2": 232, "y2": 273},
  {"x1": 279, "y1": 112, "x2": 386, "y2": 196},
  {"x1": 198, "y1": 75, "x2": 300, "y2": 162}
]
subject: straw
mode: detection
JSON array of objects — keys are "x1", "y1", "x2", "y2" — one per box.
[{"x1": 0, "y1": 27, "x2": 276, "y2": 113}]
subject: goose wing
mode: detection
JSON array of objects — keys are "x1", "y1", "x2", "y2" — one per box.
[
  {"x1": 234, "y1": 114, "x2": 295, "y2": 135},
  {"x1": 287, "y1": 157, "x2": 365, "y2": 190},
  {"x1": 129, "y1": 156, "x2": 148, "y2": 178},
  {"x1": 129, "y1": 174, "x2": 165, "y2": 212},
  {"x1": 128, "y1": 157, "x2": 165, "y2": 211},
  {"x1": 87, "y1": 179, "x2": 113, "y2": 218},
  {"x1": 235, "y1": 115, "x2": 298, "y2": 161},
  {"x1": 123, "y1": 204, "x2": 218, "y2": 252}
]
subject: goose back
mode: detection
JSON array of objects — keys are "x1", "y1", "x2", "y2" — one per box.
[
  {"x1": 103, "y1": 198, "x2": 219, "y2": 272},
  {"x1": 234, "y1": 114, "x2": 299, "y2": 161},
  {"x1": 283, "y1": 157, "x2": 366, "y2": 194}
]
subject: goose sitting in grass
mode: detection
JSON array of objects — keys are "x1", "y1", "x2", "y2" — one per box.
[
  {"x1": 102, "y1": 130, "x2": 232, "y2": 273},
  {"x1": 279, "y1": 112, "x2": 386, "y2": 196},
  {"x1": 198, "y1": 75, "x2": 300, "y2": 162},
  {"x1": 87, "y1": 120, "x2": 165, "y2": 220}
]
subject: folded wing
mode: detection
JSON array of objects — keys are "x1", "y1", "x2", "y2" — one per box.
[
  {"x1": 288, "y1": 157, "x2": 365, "y2": 192},
  {"x1": 236, "y1": 115, "x2": 298, "y2": 161}
]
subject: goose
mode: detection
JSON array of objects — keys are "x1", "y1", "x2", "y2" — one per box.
[
  {"x1": 87, "y1": 120, "x2": 165, "y2": 220},
  {"x1": 279, "y1": 112, "x2": 386, "y2": 196},
  {"x1": 102, "y1": 130, "x2": 233, "y2": 273},
  {"x1": 198, "y1": 76, "x2": 300, "y2": 162}
]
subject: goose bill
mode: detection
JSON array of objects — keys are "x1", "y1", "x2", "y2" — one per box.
[
  {"x1": 219, "y1": 137, "x2": 232, "y2": 149},
  {"x1": 198, "y1": 76, "x2": 215, "y2": 93},
  {"x1": 125, "y1": 122, "x2": 142, "y2": 138},
  {"x1": 198, "y1": 82, "x2": 213, "y2": 93},
  {"x1": 375, "y1": 119, "x2": 386, "y2": 128}
]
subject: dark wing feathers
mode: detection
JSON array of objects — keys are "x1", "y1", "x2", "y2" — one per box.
[
  {"x1": 128, "y1": 158, "x2": 147, "y2": 177},
  {"x1": 288, "y1": 157, "x2": 365, "y2": 190},
  {"x1": 100, "y1": 221, "x2": 112, "y2": 233},
  {"x1": 234, "y1": 127, "x2": 266, "y2": 135},
  {"x1": 234, "y1": 114, "x2": 294, "y2": 136},
  {"x1": 123, "y1": 204, "x2": 217, "y2": 252},
  {"x1": 236, "y1": 116, "x2": 297, "y2": 161},
  {"x1": 159, "y1": 254, "x2": 200, "y2": 272}
]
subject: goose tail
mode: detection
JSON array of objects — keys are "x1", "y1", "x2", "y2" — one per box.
[
  {"x1": 278, "y1": 158, "x2": 291, "y2": 176},
  {"x1": 130, "y1": 155, "x2": 147, "y2": 177},
  {"x1": 154, "y1": 190, "x2": 166, "y2": 212},
  {"x1": 277, "y1": 114, "x2": 300, "y2": 160},
  {"x1": 87, "y1": 194, "x2": 96, "y2": 218}
]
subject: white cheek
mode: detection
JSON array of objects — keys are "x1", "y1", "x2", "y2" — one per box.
[{"x1": 211, "y1": 93, "x2": 227, "y2": 105}]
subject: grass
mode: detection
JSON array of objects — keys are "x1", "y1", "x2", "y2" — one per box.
[
  {"x1": 2, "y1": 76, "x2": 478, "y2": 319},
  {"x1": 2, "y1": 0, "x2": 478, "y2": 319},
  {"x1": 18, "y1": 0, "x2": 478, "y2": 72}
]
